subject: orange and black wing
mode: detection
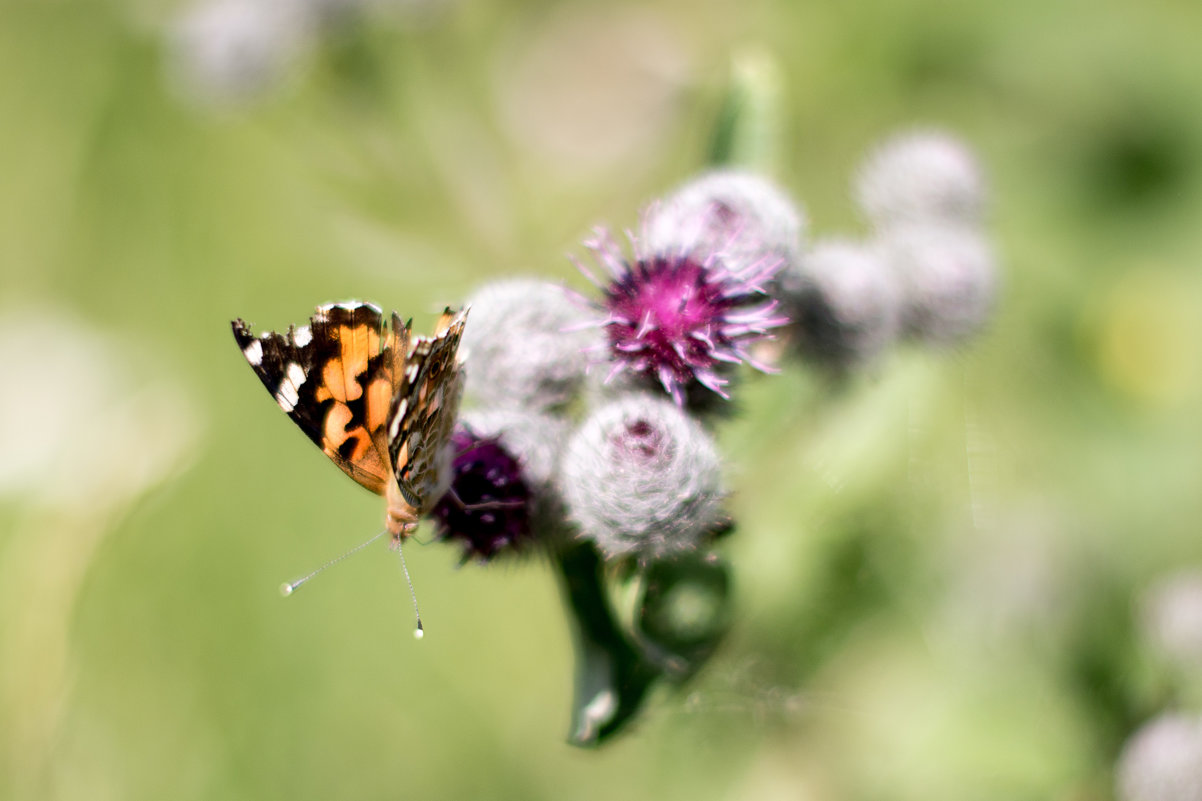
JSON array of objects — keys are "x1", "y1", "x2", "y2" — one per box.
[
  {"x1": 232, "y1": 301, "x2": 407, "y2": 495},
  {"x1": 386, "y1": 307, "x2": 469, "y2": 512}
]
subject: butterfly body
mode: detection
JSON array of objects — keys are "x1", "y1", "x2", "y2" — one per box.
[{"x1": 232, "y1": 301, "x2": 468, "y2": 543}]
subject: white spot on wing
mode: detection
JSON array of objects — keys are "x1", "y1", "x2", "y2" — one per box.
[
  {"x1": 287, "y1": 362, "x2": 306, "y2": 389},
  {"x1": 275, "y1": 362, "x2": 306, "y2": 412},
  {"x1": 293, "y1": 326, "x2": 312, "y2": 347},
  {"x1": 243, "y1": 339, "x2": 263, "y2": 365},
  {"x1": 276, "y1": 384, "x2": 299, "y2": 412}
]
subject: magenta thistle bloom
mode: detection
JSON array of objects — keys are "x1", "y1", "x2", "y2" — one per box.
[
  {"x1": 432, "y1": 427, "x2": 533, "y2": 561},
  {"x1": 579, "y1": 225, "x2": 789, "y2": 406}
]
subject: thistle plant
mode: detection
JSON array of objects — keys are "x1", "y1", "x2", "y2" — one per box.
[{"x1": 411, "y1": 111, "x2": 1001, "y2": 744}]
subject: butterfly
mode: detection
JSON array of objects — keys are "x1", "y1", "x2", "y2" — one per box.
[{"x1": 231, "y1": 301, "x2": 469, "y2": 546}]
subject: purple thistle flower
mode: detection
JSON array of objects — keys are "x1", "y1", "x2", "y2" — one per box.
[
  {"x1": 579, "y1": 223, "x2": 789, "y2": 406},
  {"x1": 432, "y1": 427, "x2": 533, "y2": 561}
]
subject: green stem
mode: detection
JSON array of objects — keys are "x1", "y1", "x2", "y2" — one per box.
[{"x1": 554, "y1": 541, "x2": 660, "y2": 747}]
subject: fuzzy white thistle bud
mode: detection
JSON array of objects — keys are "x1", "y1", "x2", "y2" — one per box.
[
  {"x1": 645, "y1": 169, "x2": 806, "y2": 275},
  {"x1": 460, "y1": 279, "x2": 603, "y2": 413},
  {"x1": 879, "y1": 223, "x2": 997, "y2": 345},
  {"x1": 560, "y1": 395, "x2": 724, "y2": 562},
  {"x1": 855, "y1": 130, "x2": 987, "y2": 228},
  {"x1": 778, "y1": 237, "x2": 902, "y2": 367}
]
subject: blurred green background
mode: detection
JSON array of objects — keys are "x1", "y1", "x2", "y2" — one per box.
[{"x1": 2, "y1": 0, "x2": 1201, "y2": 799}]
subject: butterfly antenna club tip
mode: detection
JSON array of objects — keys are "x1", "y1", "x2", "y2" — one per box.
[
  {"x1": 277, "y1": 529, "x2": 387, "y2": 598},
  {"x1": 397, "y1": 542, "x2": 425, "y2": 641}
]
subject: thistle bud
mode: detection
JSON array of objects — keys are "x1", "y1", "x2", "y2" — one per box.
[
  {"x1": 778, "y1": 237, "x2": 902, "y2": 367},
  {"x1": 560, "y1": 395, "x2": 725, "y2": 562},
  {"x1": 855, "y1": 130, "x2": 986, "y2": 228},
  {"x1": 460, "y1": 279, "x2": 603, "y2": 412},
  {"x1": 645, "y1": 169, "x2": 805, "y2": 274},
  {"x1": 879, "y1": 223, "x2": 997, "y2": 345}
]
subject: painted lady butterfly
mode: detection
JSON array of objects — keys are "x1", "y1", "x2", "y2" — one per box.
[{"x1": 231, "y1": 302, "x2": 468, "y2": 546}]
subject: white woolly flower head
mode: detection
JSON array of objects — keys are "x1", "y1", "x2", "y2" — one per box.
[
  {"x1": 460, "y1": 278, "x2": 604, "y2": 412},
  {"x1": 644, "y1": 169, "x2": 806, "y2": 275},
  {"x1": 1116, "y1": 713, "x2": 1202, "y2": 801},
  {"x1": 877, "y1": 222, "x2": 997, "y2": 345},
  {"x1": 855, "y1": 130, "x2": 987, "y2": 228},
  {"x1": 560, "y1": 394, "x2": 725, "y2": 562},
  {"x1": 778, "y1": 237, "x2": 902, "y2": 367}
]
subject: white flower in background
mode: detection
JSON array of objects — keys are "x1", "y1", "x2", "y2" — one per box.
[
  {"x1": 847, "y1": 130, "x2": 998, "y2": 348},
  {"x1": 168, "y1": 0, "x2": 313, "y2": 106},
  {"x1": 854, "y1": 130, "x2": 987, "y2": 229},
  {"x1": 776, "y1": 237, "x2": 902, "y2": 368},
  {"x1": 1141, "y1": 570, "x2": 1202, "y2": 670},
  {"x1": 878, "y1": 222, "x2": 997, "y2": 345},
  {"x1": 1116, "y1": 713, "x2": 1202, "y2": 801}
]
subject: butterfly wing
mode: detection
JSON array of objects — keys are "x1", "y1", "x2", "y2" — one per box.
[
  {"x1": 232, "y1": 301, "x2": 402, "y2": 495},
  {"x1": 387, "y1": 307, "x2": 469, "y2": 513}
]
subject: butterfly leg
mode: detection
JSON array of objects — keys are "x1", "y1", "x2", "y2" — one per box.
[{"x1": 442, "y1": 485, "x2": 526, "y2": 512}]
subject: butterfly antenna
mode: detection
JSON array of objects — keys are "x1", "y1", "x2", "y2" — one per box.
[
  {"x1": 280, "y1": 529, "x2": 387, "y2": 596},
  {"x1": 397, "y1": 541, "x2": 425, "y2": 639}
]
